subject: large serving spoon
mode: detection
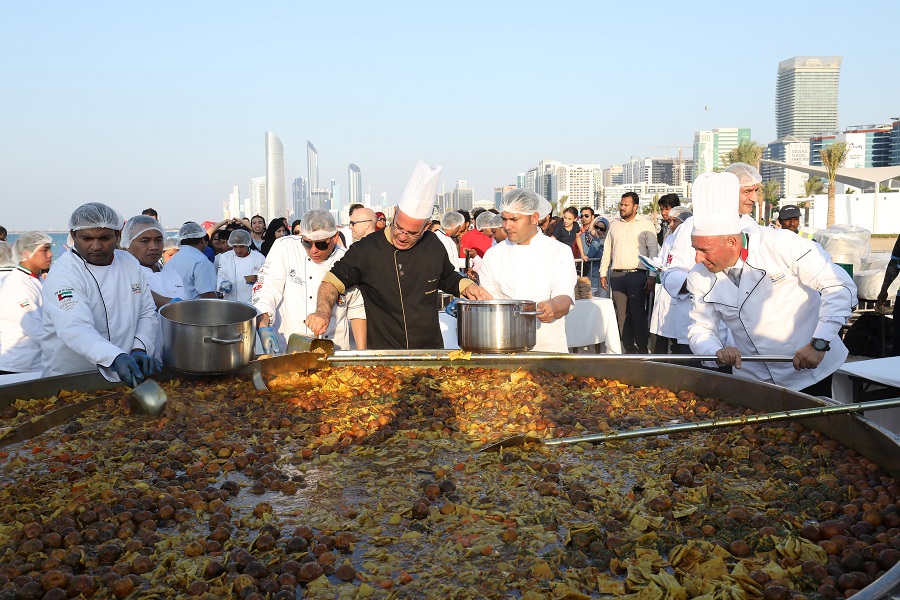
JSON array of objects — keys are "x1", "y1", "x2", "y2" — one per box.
[{"x1": 479, "y1": 397, "x2": 900, "y2": 453}]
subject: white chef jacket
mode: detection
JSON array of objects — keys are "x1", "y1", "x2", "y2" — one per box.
[
  {"x1": 0, "y1": 266, "x2": 14, "y2": 288},
  {"x1": 252, "y1": 236, "x2": 364, "y2": 350},
  {"x1": 141, "y1": 266, "x2": 185, "y2": 361},
  {"x1": 434, "y1": 230, "x2": 462, "y2": 270},
  {"x1": 0, "y1": 267, "x2": 44, "y2": 373},
  {"x1": 216, "y1": 250, "x2": 265, "y2": 305},
  {"x1": 162, "y1": 244, "x2": 217, "y2": 299},
  {"x1": 687, "y1": 224, "x2": 857, "y2": 391},
  {"x1": 650, "y1": 228, "x2": 691, "y2": 343},
  {"x1": 41, "y1": 249, "x2": 158, "y2": 380},
  {"x1": 478, "y1": 233, "x2": 577, "y2": 353}
]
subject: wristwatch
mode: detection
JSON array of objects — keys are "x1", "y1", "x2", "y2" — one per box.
[{"x1": 811, "y1": 338, "x2": 830, "y2": 352}]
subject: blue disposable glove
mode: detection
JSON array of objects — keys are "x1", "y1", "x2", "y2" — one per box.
[
  {"x1": 258, "y1": 326, "x2": 280, "y2": 355},
  {"x1": 444, "y1": 298, "x2": 459, "y2": 319},
  {"x1": 219, "y1": 281, "x2": 233, "y2": 294},
  {"x1": 111, "y1": 353, "x2": 143, "y2": 384},
  {"x1": 131, "y1": 350, "x2": 162, "y2": 377}
]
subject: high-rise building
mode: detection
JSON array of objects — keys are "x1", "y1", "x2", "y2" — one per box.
[
  {"x1": 810, "y1": 125, "x2": 894, "y2": 170},
  {"x1": 602, "y1": 165, "x2": 624, "y2": 187},
  {"x1": 775, "y1": 56, "x2": 841, "y2": 140},
  {"x1": 556, "y1": 165, "x2": 603, "y2": 208},
  {"x1": 892, "y1": 120, "x2": 900, "y2": 167},
  {"x1": 265, "y1": 132, "x2": 286, "y2": 220},
  {"x1": 452, "y1": 181, "x2": 474, "y2": 213},
  {"x1": 348, "y1": 164, "x2": 362, "y2": 206},
  {"x1": 249, "y1": 177, "x2": 266, "y2": 218},
  {"x1": 516, "y1": 173, "x2": 526, "y2": 189},
  {"x1": 762, "y1": 136, "x2": 810, "y2": 198},
  {"x1": 692, "y1": 128, "x2": 752, "y2": 180},
  {"x1": 307, "y1": 141, "x2": 319, "y2": 201},
  {"x1": 292, "y1": 177, "x2": 308, "y2": 218},
  {"x1": 522, "y1": 160, "x2": 560, "y2": 202},
  {"x1": 310, "y1": 188, "x2": 331, "y2": 211},
  {"x1": 494, "y1": 184, "x2": 517, "y2": 208},
  {"x1": 331, "y1": 179, "x2": 341, "y2": 215}
]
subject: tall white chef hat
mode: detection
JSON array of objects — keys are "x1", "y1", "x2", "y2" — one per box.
[
  {"x1": 397, "y1": 160, "x2": 441, "y2": 220},
  {"x1": 691, "y1": 172, "x2": 742, "y2": 237}
]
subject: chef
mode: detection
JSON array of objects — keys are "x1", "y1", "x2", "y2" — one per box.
[
  {"x1": 216, "y1": 229, "x2": 265, "y2": 305},
  {"x1": 0, "y1": 232, "x2": 53, "y2": 374},
  {"x1": 122, "y1": 215, "x2": 186, "y2": 308},
  {"x1": 686, "y1": 172, "x2": 857, "y2": 395},
  {"x1": 477, "y1": 189, "x2": 576, "y2": 353},
  {"x1": 253, "y1": 209, "x2": 365, "y2": 354},
  {"x1": 41, "y1": 203, "x2": 161, "y2": 383},
  {"x1": 434, "y1": 211, "x2": 465, "y2": 269},
  {"x1": 649, "y1": 206, "x2": 692, "y2": 354},
  {"x1": 305, "y1": 160, "x2": 491, "y2": 349}
]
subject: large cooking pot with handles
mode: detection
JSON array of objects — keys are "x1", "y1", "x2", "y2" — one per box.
[
  {"x1": 455, "y1": 299, "x2": 539, "y2": 353},
  {"x1": 159, "y1": 299, "x2": 258, "y2": 373}
]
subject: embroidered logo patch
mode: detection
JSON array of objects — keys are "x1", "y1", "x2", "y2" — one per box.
[
  {"x1": 666, "y1": 254, "x2": 673, "y2": 266},
  {"x1": 131, "y1": 283, "x2": 142, "y2": 294},
  {"x1": 57, "y1": 289, "x2": 73, "y2": 301},
  {"x1": 19, "y1": 300, "x2": 31, "y2": 308},
  {"x1": 770, "y1": 272, "x2": 786, "y2": 285}
]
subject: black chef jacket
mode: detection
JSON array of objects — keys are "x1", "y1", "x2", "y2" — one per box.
[{"x1": 323, "y1": 228, "x2": 470, "y2": 349}]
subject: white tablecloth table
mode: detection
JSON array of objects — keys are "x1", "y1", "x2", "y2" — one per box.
[
  {"x1": 438, "y1": 297, "x2": 622, "y2": 354},
  {"x1": 565, "y1": 298, "x2": 622, "y2": 354},
  {"x1": 832, "y1": 357, "x2": 900, "y2": 434}
]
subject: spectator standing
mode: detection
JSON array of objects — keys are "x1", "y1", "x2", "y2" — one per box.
[
  {"x1": 0, "y1": 225, "x2": 7, "y2": 241},
  {"x1": 260, "y1": 219, "x2": 289, "y2": 256},
  {"x1": 0, "y1": 232, "x2": 53, "y2": 374},
  {"x1": 141, "y1": 208, "x2": 159, "y2": 221},
  {"x1": 216, "y1": 229, "x2": 265, "y2": 305},
  {"x1": 876, "y1": 234, "x2": 900, "y2": 355},
  {"x1": 163, "y1": 222, "x2": 217, "y2": 299},
  {"x1": 777, "y1": 205, "x2": 801, "y2": 233},
  {"x1": 346, "y1": 206, "x2": 377, "y2": 248},
  {"x1": 291, "y1": 220, "x2": 302, "y2": 235},
  {"x1": 250, "y1": 215, "x2": 266, "y2": 252},
  {"x1": 375, "y1": 212, "x2": 387, "y2": 230},
  {"x1": 41, "y1": 203, "x2": 160, "y2": 382},
  {"x1": 656, "y1": 194, "x2": 681, "y2": 246},
  {"x1": 574, "y1": 216, "x2": 608, "y2": 294},
  {"x1": 551, "y1": 207, "x2": 580, "y2": 255},
  {"x1": 599, "y1": 192, "x2": 659, "y2": 353}
]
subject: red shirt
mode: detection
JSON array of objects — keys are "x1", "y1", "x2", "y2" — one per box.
[{"x1": 459, "y1": 229, "x2": 494, "y2": 258}]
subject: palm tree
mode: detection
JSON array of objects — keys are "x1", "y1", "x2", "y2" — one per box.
[
  {"x1": 762, "y1": 179, "x2": 782, "y2": 223},
  {"x1": 803, "y1": 176, "x2": 825, "y2": 198},
  {"x1": 725, "y1": 138, "x2": 764, "y2": 167},
  {"x1": 820, "y1": 142, "x2": 850, "y2": 227}
]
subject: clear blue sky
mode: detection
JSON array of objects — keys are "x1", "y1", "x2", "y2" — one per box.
[{"x1": 1, "y1": 0, "x2": 895, "y2": 231}]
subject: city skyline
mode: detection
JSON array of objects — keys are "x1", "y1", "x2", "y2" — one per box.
[{"x1": 2, "y1": 1, "x2": 896, "y2": 230}]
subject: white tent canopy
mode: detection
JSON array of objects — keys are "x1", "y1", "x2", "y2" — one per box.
[{"x1": 760, "y1": 160, "x2": 900, "y2": 189}]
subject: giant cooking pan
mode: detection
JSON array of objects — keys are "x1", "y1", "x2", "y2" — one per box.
[{"x1": 1, "y1": 351, "x2": 899, "y2": 598}]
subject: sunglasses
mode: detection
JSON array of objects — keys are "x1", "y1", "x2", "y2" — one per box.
[
  {"x1": 300, "y1": 238, "x2": 331, "y2": 250},
  {"x1": 581, "y1": 214, "x2": 592, "y2": 218},
  {"x1": 349, "y1": 219, "x2": 373, "y2": 225},
  {"x1": 594, "y1": 225, "x2": 607, "y2": 231},
  {"x1": 377, "y1": 217, "x2": 386, "y2": 222}
]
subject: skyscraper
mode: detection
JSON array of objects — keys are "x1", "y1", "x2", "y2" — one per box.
[
  {"x1": 307, "y1": 141, "x2": 319, "y2": 200},
  {"x1": 249, "y1": 177, "x2": 266, "y2": 218},
  {"x1": 331, "y1": 179, "x2": 341, "y2": 216},
  {"x1": 292, "y1": 177, "x2": 308, "y2": 218},
  {"x1": 763, "y1": 136, "x2": 809, "y2": 198},
  {"x1": 775, "y1": 56, "x2": 841, "y2": 140},
  {"x1": 265, "y1": 132, "x2": 286, "y2": 220},
  {"x1": 692, "y1": 128, "x2": 751, "y2": 180},
  {"x1": 348, "y1": 164, "x2": 362, "y2": 206}
]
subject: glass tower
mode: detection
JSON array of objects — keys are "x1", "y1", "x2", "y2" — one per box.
[{"x1": 775, "y1": 57, "x2": 842, "y2": 140}]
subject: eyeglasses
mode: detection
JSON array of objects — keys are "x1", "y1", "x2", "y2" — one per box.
[
  {"x1": 376, "y1": 217, "x2": 386, "y2": 222},
  {"x1": 594, "y1": 226, "x2": 607, "y2": 232},
  {"x1": 349, "y1": 219, "x2": 373, "y2": 226},
  {"x1": 390, "y1": 221, "x2": 424, "y2": 239},
  {"x1": 300, "y1": 238, "x2": 331, "y2": 251},
  {"x1": 581, "y1": 214, "x2": 592, "y2": 218}
]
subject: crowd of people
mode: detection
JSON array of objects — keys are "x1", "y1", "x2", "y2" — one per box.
[{"x1": 0, "y1": 161, "x2": 862, "y2": 397}]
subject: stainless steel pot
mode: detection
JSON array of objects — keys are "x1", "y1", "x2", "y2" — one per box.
[
  {"x1": 456, "y1": 299, "x2": 540, "y2": 353},
  {"x1": 159, "y1": 299, "x2": 258, "y2": 374}
]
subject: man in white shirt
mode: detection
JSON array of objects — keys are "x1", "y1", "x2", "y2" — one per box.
[
  {"x1": 41, "y1": 203, "x2": 160, "y2": 382},
  {"x1": 434, "y1": 211, "x2": 465, "y2": 270},
  {"x1": 0, "y1": 232, "x2": 53, "y2": 374},
  {"x1": 478, "y1": 190, "x2": 576, "y2": 353},
  {"x1": 216, "y1": 229, "x2": 265, "y2": 305},
  {"x1": 163, "y1": 222, "x2": 218, "y2": 299},
  {"x1": 253, "y1": 209, "x2": 366, "y2": 353}
]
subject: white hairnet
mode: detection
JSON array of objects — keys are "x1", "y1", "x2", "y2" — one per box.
[
  {"x1": 121, "y1": 215, "x2": 165, "y2": 249},
  {"x1": 475, "y1": 211, "x2": 496, "y2": 230},
  {"x1": 163, "y1": 236, "x2": 179, "y2": 250},
  {"x1": 177, "y1": 222, "x2": 206, "y2": 244},
  {"x1": 537, "y1": 196, "x2": 552, "y2": 219},
  {"x1": 0, "y1": 241, "x2": 14, "y2": 267},
  {"x1": 228, "y1": 229, "x2": 252, "y2": 246},
  {"x1": 301, "y1": 209, "x2": 337, "y2": 241},
  {"x1": 669, "y1": 206, "x2": 693, "y2": 222},
  {"x1": 488, "y1": 213, "x2": 504, "y2": 228},
  {"x1": 440, "y1": 211, "x2": 465, "y2": 229},
  {"x1": 725, "y1": 162, "x2": 762, "y2": 187},
  {"x1": 12, "y1": 231, "x2": 53, "y2": 263},
  {"x1": 501, "y1": 189, "x2": 543, "y2": 216},
  {"x1": 68, "y1": 202, "x2": 124, "y2": 232}
]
